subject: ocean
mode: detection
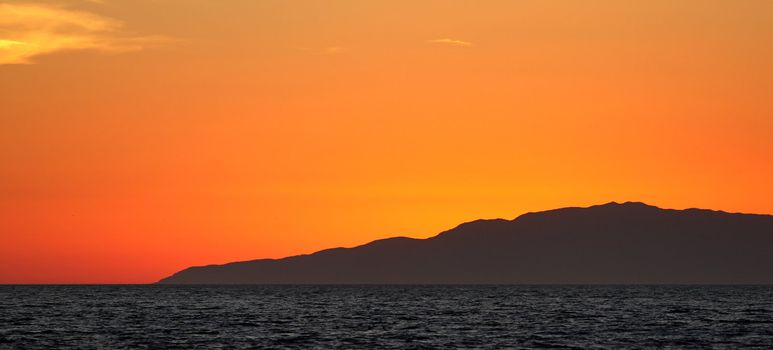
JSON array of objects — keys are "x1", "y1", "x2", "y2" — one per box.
[{"x1": 1, "y1": 285, "x2": 772, "y2": 349}]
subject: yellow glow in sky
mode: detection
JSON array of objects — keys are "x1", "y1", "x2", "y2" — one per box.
[{"x1": 1, "y1": 0, "x2": 772, "y2": 283}]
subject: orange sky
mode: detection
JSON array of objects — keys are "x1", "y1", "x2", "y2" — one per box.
[{"x1": 1, "y1": 0, "x2": 772, "y2": 283}]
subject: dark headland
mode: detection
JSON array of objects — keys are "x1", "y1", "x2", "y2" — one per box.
[{"x1": 158, "y1": 202, "x2": 773, "y2": 284}]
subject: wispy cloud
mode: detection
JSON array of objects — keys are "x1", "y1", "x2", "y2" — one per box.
[
  {"x1": 0, "y1": 3, "x2": 165, "y2": 64},
  {"x1": 297, "y1": 46, "x2": 345, "y2": 55},
  {"x1": 428, "y1": 38, "x2": 472, "y2": 47},
  {"x1": 320, "y1": 46, "x2": 344, "y2": 55}
]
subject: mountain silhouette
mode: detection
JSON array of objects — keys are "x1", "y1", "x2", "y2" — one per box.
[{"x1": 157, "y1": 202, "x2": 773, "y2": 284}]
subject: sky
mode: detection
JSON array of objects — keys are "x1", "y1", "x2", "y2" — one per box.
[{"x1": 1, "y1": 0, "x2": 772, "y2": 283}]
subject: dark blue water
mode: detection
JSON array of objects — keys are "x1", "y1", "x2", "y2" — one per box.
[{"x1": 1, "y1": 286, "x2": 772, "y2": 349}]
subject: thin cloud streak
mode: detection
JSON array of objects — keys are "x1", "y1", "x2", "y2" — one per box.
[
  {"x1": 428, "y1": 38, "x2": 472, "y2": 47},
  {"x1": 0, "y1": 3, "x2": 165, "y2": 64},
  {"x1": 297, "y1": 46, "x2": 346, "y2": 55},
  {"x1": 320, "y1": 46, "x2": 344, "y2": 55}
]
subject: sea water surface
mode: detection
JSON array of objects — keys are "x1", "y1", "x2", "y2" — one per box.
[{"x1": 1, "y1": 285, "x2": 772, "y2": 349}]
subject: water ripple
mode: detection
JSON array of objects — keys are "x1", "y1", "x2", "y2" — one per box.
[{"x1": 1, "y1": 285, "x2": 772, "y2": 349}]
